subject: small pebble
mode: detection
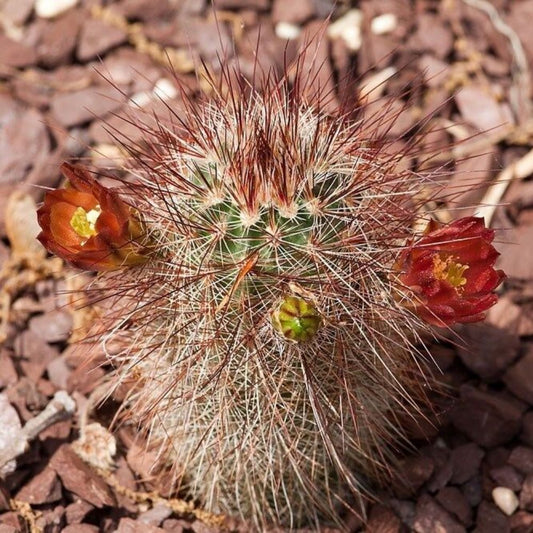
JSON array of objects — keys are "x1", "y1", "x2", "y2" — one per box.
[
  {"x1": 371, "y1": 13, "x2": 398, "y2": 35},
  {"x1": 275, "y1": 22, "x2": 301, "y2": 40},
  {"x1": 35, "y1": 0, "x2": 79, "y2": 18},
  {"x1": 492, "y1": 486, "x2": 519, "y2": 516},
  {"x1": 328, "y1": 9, "x2": 363, "y2": 51}
]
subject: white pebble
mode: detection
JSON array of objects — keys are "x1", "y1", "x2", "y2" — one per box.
[
  {"x1": 327, "y1": 9, "x2": 363, "y2": 52},
  {"x1": 275, "y1": 22, "x2": 301, "y2": 41},
  {"x1": 153, "y1": 78, "x2": 178, "y2": 101},
  {"x1": 492, "y1": 486, "x2": 519, "y2": 516},
  {"x1": 35, "y1": 0, "x2": 79, "y2": 19},
  {"x1": 371, "y1": 13, "x2": 398, "y2": 35}
]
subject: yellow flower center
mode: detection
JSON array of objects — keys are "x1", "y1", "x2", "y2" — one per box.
[
  {"x1": 70, "y1": 205, "x2": 101, "y2": 243},
  {"x1": 433, "y1": 255, "x2": 469, "y2": 289}
]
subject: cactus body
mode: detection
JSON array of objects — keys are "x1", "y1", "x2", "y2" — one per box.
[{"x1": 87, "y1": 68, "x2": 440, "y2": 530}]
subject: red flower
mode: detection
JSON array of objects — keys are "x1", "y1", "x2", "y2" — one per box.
[
  {"x1": 396, "y1": 217, "x2": 505, "y2": 327},
  {"x1": 37, "y1": 163, "x2": 149, "y2": 271}
]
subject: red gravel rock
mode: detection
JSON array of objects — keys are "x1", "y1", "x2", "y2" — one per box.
[
  {"x1": 449, "y1": 443, "x2": 485, "y2": 485},
  {"x1": 46, "y1": 356, "x2": 72, "y2": 390},
  {"x1": 497, "y1": 225, "x2": 533, "y2": 280},
  {"x1": 366, "y1": 504, "x2": 401, "y2": 533},
  {"x1": 412, "y1": 494, "x2": 465, "y2": 533},
  {"x1": 139, "y1": 504, "x2": 173, "y2": 526},
  {"x1": 475, "y1": 501, "x2": 510, "y2": 533},
  {"x1": 0, "y1": 351, "x2": 18, "y2": 389},
  {"x1": 507, "y1": 1, "x2": 533, "y2": 69},
  {"x1": 450, "y1": 385, "x2": 524, "y2": 447},
  {"x1": 272, "y1": 0, "x2": 315, "y2": 24},
  {"x1": 520, "y1": 474, "x2": 533, "y2": 512},
  {"x1": 62, "y1": 525, "x2": 100, "y2": 533},
  {"x1": 77, "y1": 18, "x2": 128, "y2": 62},
  {"x1": 435, "y1": 487, "x2": 473, "y2": 527},
  {"x1": 522, "y1": 411, "x2": 533, "y2": 447},
  {"x1": 0, "y1": 35, "x2": 38, "y2": 68},
  {"x1": 49, "y1": 445, "x2": 116, "y2": 508},
  {"x1": 0, "y1": 104, "x2": 50, "y2": 186},
  {"x1": 418, "y1": 54, "x2": 450, "y2": 88},
  {"x1": 15, "y1": 467, "x2": 62, "y2": 504},
  {"x1": 395, "y1": 455, "x2": 435, "y2": 497},
  {"x1": 508, "y1": 446, "x2": 533, "y2": 476},
  {"x1": 510, "y1": 510, "x2": 533, "y2": 532},
  {"x1": 37, "y1": 9, "x2": 83, "y2": 68},
  {"x1": 504, "y1": 346, "x2": 533, "y2": 404},
  {"x1": 29, "y1": 310, "x2": 73, "y2": 343},
  {"x1": 455, "y1": 84, "x2": 512, "y2": 134},
  {"x1": 15, "y1": 329, "x2": 60, "y2": 382},
  {"x1": 50, "y1": 86, "x2": 127, "y2": 128},
  {"x1": 412, "y1": 14, "x2": 453, "y2": 59},
  {"x1": 214, "y1": 0, "x2": 269, "y2": 9},
  {"x1": 489, "y1": 465, "x2": 524, "y2": 492},
  {"x1": 0, "y1": 483, "x2": 10, "y2": 512},
  {"x1": 456, "y1": 324, "x2": 520, "y2": 381},
  {"x1": 64, "y1": 500, "x2": 94, "y2": 524},
  {"x1": 34, "y1": 505, "x2": 66, "y2": 533},
  {"x1": 116, "y1": 517, "x2": 166, "y2": 532},
  {"x1": 1, "y1": 0, "x2": 34, "y2": 26}
]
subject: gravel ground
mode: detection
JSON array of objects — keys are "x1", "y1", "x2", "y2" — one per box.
[{"x1": 1, "y1": 0, "x2": 533, "y2": 531}]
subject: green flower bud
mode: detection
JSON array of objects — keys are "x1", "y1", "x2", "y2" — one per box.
[{"x1": 272, "y1": 295, "x2": 322, "y2": 343}]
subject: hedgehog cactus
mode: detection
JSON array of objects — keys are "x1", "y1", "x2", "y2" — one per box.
[{"x1": 37, "y1": 60, "x2": 504, "y2": 530}]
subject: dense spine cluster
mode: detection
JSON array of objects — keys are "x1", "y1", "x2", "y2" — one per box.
[
  {"x1": 36, "y1": 58, "x2": 504, "y2": 530},
  {"x1": 99, "y1": 72, "x2": 435, "y2": 529}
]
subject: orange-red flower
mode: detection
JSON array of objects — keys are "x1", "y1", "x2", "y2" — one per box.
[
  {"x1": 396, "y1": 217, "x2": 505, "y2": 327},
  {"x1": 37, "y1": 162, "x2": 149, "y2": 271}
]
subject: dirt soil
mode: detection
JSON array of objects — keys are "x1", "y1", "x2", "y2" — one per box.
[{"x1": 1, "y1": 0, "x2": 533, "y2": 532}]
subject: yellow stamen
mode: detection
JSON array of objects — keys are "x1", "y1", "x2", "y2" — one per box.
[
  {"x1": 70, "y1": 205, "x2": 101, "y2": 242},
  {"x1": 433, "y1": 255, "x2": 469, "y2": 289}
]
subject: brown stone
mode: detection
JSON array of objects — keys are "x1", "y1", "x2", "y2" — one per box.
[
  {"x1": 366, "y1": 504, "x2": 401, "y2": 533},
  {"x1": 413, "y1": 494, "x2": 465, "y2": 533},
  {"x1": 456, "y1": 324, "x2": 519, "y2": 381},
  {"x1": 521, "y1": 474, "x2": 533, "y2": 512},
  {"x1": 116, "y1": 518, "x2": 166, "y2": 533},
  {"x1": 455, "y1": 84, "x2": 512, "y2": 134},
  {"x1": 522, "y1": 411, "x2": 533, "y2": 447},
  {"x1": 490, "y1": 465, "x2": 524, "y2": 492},
  {"x1": 0, "y1": 104, "x2": 50, "y2": 187},
  {"x1": 1, "y1": 0, "x2": 34, "y2": 25},
  {"x1": 509, "y1": 446, "x2": 533, "y2": 476},
  {"x1": 0, "y1": 35, "x2": 37, "y2": 68},
  {"x1": 272, "y1": 0, "x2": 315, "y2": 24},
  {"x1": 15, "y1": 467, "x2": 62, "y2": 504},
  {"x1": 510, "y1": 510, "x2": 533, "y2": 533},
  {"x1": 37, "y1": 9, "x2": 83, "y2": 68},
  {"x1": 475, "y1": 501, "x2": 510, "y2": 533},
  {"x1": 50, "y1": 86, "x2": 127, "y2": 128},
  {"x1": 449, "y1": 443, "x2": 485, "y2": 485},
  {"x1": 395, "y1": 455, "x2": 435, "y2": 497},
  {"x1": 413, "y1": 14, "x2": 453, "y2": 59},
  {"x1": 0, "y1": 352, "x2": 18, "y2": 389},
  {"x1": 64, "y1": 500, "x2": 94, "y2": 524},
  {"x1": 77, "y1": 18, "x2": 127, "y2": 62},
  {"x1": 15, "y1": 329, "x2": 60, "y2": 381},
  {"x1": 450, "y1": 386, "x2": 524, "y2": 447},
  {"x1": 29, "y1": 310, "x2": 73, "y2": 344},
  {"x1": 49, "y1": 445, "x2": 116, "y2": 508},
  {"x1": 497, "y1": 225, "x2": 533, "y2": 280},
  {"x1": 504, "y1": 347, "x2": 533, "y2": 405},
  {"x1": 435, "y1": 487, "x2": 472, "y2": 527},
  {"x1": 62, "y1": 525, "x2": 100, "y2": 533}
]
